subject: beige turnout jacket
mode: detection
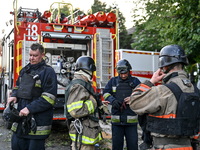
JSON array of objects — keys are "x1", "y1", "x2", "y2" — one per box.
[
  {"x1": 67, "y1": 74, "x2": 102, "y2": 145},
  {"x1": 130, "y1": 70, "x2": 196, "y2": 149}
]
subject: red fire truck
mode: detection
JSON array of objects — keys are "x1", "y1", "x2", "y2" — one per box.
[{"x1": 0, "y1": 1, "x2": 119, "y2": 123}]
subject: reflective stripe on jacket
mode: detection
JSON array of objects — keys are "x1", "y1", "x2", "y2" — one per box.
[
  {"x1": 11, "y1": 122, "x2": 51, "y2": 136},
  {"x1": 130, "y1": 70, "x2": 196, "y2": 149},
  {"x1": 103, "y1": 74, "x2": 140, "y2": 125},
  {"x1": 11, "y1": 60, "x2": 57, "y2": 139},
  {"x1": 69, "y1": 133, "x2": 102, "y2": 145},
  {"x1": 67, "y1": 74, "x2": 102, "y2": 145}
]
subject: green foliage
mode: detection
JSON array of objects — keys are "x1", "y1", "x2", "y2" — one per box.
[
  {"x1": 131, "y1": 0, "x2": 200, "y2": 65},
  {"x1": 91, "y1": 0, "x2": 107, "y2": 12},
  {"x1": 51, "y1": 4, "x2": 85, "y2": 21}
]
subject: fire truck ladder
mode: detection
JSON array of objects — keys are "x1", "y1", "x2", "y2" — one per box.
[
  {"x1": 67, "y1": 9, "x2": 82, "y2": 25},
  {"x1": 95, "y1": 29, "x2": 114, "y2": 89}
]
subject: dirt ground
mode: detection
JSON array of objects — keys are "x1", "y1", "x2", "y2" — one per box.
[
  {"x1": 0, "y1": 111, "x2": 110, "y2": 150},
  {"x1": 0, "y1": 111, "x2": 200, "y2": 150},
  {"x1": 0, "y1": 110, "x2": 141, "y2": 150}
]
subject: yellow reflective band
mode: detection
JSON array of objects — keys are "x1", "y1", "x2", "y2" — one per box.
[
  {"x1": 29, "y1": 130, "x2": 51, "y2": 135},
  {"x1": 103, "y1": 93, "x2": 111, "y2": 100},
  {"x1": 127, "y1": 119, "x2": 138, "y2": 123},
  {"x1": 111, "y1": 118, "x2": 120, "y2": 123},
  {"x1": 42, "y1": 95, "x2": 55, "y2": 105},
  {"x1": 85, "y1": 100, "x2": 95, "y2": 114},
  {"x1": 35, "y1": 83, "x2": 41, "y2": 88},
  {"x1": 14, "y1": 87, "x2": 18, "y2": 90},
  {"x1": 67, "y1": 101, "x2": 84, "y2": 112},
  {"x1": 111, "y1": 115, "x2": 138, "y2": 123},
  {"x1": 69, "y1": 133, "x2": 102, "y2": 145},
  {"x1": 11, "y1": 125, "x2": 17, "y2": 132}
]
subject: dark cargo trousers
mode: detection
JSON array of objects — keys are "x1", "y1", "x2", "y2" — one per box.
[
  {"x1": 112, "y1": 124, "x2": 138, "y2": 150},
  {"x1": 11, "y1": 133, "x2": 45, "y2": 150}
]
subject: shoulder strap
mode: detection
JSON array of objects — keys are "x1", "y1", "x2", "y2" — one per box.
[
  {"x1": 72, "y1": 79, "x2": 96, "y2": 96},
  {"x1": 64, "y1": 79, "x2": 97, "y2": 119},
  {"x1": 164, "y1": 82, "x2": 182, "y2": 101},
  {"x1": 65, "y1": 79, "x2": 96, "y2": 103},
  {"x1": 129, "y1": 76, "x2": 136, "y2": 89},
  {"x1": 114, "y1": 76, "x2": 119, "y2": 87},
  {"x1": 38, "y1": 65, "x2": 47, "y2": 73},
  {"x1": 131, "y1": 76, "x2": 135, "y2": 81}
]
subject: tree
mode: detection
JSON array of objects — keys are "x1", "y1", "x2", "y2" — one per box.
[{"x1": 131, "y1": 0, "x2": 200, "y2": 65}]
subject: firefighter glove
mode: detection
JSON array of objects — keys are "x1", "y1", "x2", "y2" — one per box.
[
  {"x1": 21, "y1": 118, "x2": 30, "y2": 135},
  {"x1": 30, "y1": 117, "x2": 37, "y2": 134},
  {"x1": 112, "y1": 100, "x2": 121, "y2": 109},
  {"x1": 99, "y1": 103, "x2": 111, "y2": 115}
]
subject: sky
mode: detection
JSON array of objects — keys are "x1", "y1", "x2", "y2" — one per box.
[{"x1": 0, "y1": 0, "x2": 137, "y2": 38}]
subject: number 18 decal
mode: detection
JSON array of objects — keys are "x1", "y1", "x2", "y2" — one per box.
[{"x1": 26, "y1": 24, "x2": 38, "y2": 40}]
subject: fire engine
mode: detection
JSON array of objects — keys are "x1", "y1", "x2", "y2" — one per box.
[
  {"x1": 0, "y1": 0, "x2": 119, "y2": 124},
  {"x1": 0, "y1": 1, "x2": 161, "y2": 130}
]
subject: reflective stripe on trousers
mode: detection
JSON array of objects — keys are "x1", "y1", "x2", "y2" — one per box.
[{"x1": 111, "y1": 115, "x2": 138, "y2": 123}]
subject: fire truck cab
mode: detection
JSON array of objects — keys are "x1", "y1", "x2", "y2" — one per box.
[{"x1": 0, "y1": 1, "x2": 118, "y2": 124}]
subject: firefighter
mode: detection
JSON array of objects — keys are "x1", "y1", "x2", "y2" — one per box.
[
  {"x1": 66, "y1": 56, "x2": 102, "y2": 150},
  {"x1": 129, "y1": 45, "x2": 200, "y2": 150},
  {"x1": 103, "y1": 59, "x2": 141, "y2": 150},
  {"x1": 6, "y1": 43, "x2": 57, "y2": 150}
]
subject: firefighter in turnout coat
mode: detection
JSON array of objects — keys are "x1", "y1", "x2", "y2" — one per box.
[
  {"x1": 6, "y1": 43, "x2": 57, "y2": 150},
  {"x1": 66, "y1": 56, "x2": 102, "y2": 150},
  {"x1": 129, "y1": 45, "x2": 200, "y2": 150}
]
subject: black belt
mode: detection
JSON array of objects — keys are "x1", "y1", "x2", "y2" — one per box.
[{"x1": 153, "y1": 137, "x2": 191, "y2": 145}]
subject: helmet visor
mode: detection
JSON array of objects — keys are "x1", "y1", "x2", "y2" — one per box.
[
  {"x1": 117, "y1": 66, "x2": 128, "y2": 73},
  {"x1": 158, "y1": 55, "x2": 188, "y2": 68},
  {"x1": 158, "y1": 56, "x2": 173, "y2": 67}
]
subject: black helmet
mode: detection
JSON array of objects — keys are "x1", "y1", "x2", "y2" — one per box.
[
  {"x1": 158, "y1": 45, "x2": 188, "y2": 68},
  {"x1": 116, "y1": 59, "x2": 132, "y2": 73},
  {"x1": 75, "y1": 56, "x2": 96, "y2": 72},
  {"x1": 3, "y1": 102, "x2": 21, "y2": 123}
]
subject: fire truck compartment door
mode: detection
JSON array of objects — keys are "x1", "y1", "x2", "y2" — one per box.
[{"x1": 43, "y1": 42, "x2": 87, "y2": 51}]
